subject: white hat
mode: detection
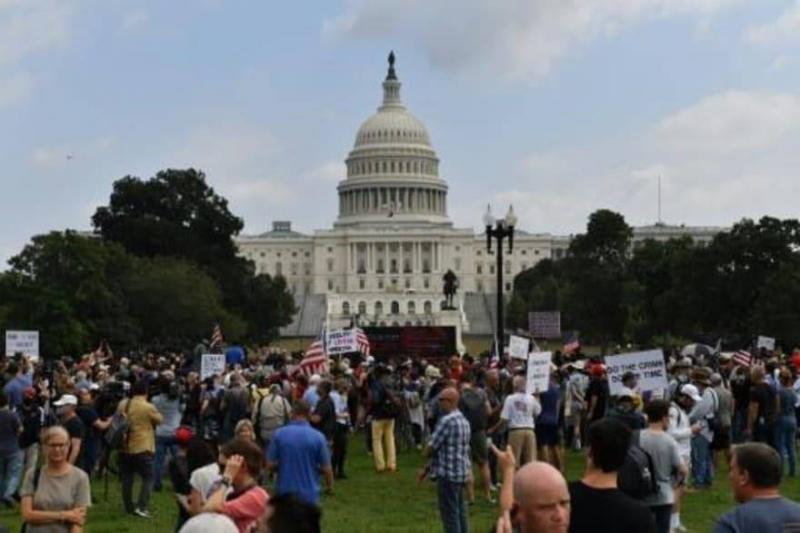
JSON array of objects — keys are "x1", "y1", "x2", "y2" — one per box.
[
  {"x1": 53, "y1": 394, "x2": 78, "y2": 407},
  {"x1": 616, "y1": 387, "x2": 635, "y2": 399},
  {"x1": 679, "y1": 384, "x2": 703, "y2": 402},
  {"x1": 425, "y1": 365, "x2": 442, "y2": 379},
  {"x1": 309, "y1": 374, "x2": 322, "y2": 385},
  {"x1": 179, "y1": 513, "x2": 238, "y2": 533}
]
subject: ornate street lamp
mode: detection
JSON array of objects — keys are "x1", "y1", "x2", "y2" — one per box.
[{"x1": 484, "y1": 204, "x2": 517, "y2": 359}]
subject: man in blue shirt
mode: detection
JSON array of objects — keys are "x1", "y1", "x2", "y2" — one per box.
[
  {"x1": 424, "y1": 387, "x2": 471, "y2": 533},
  {"x1": 2, "y1": 359, "x2": 33, "y2": 410},
  {"x1": 267, "y1": 399, "x2": 334, "y2": 505},
  {"x1": 714, "y1": 442, "x2": 800, "y2": 533}
]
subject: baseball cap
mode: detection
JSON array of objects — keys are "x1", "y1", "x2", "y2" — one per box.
[
  {"x1": 679, "y1": 384, "x2": 703, "y2": 402},
  {"x1": 23, "y1": 387, "x2": 37, "y2": 400},
  {"x1": 53, "y1": 394, "x2": 78, "y2": 407}
]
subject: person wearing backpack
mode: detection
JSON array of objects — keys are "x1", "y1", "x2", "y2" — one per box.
[
  {"x1": 252, "y1": 384, "x2": 292, "y2": 453},
  {"x1": 568, "y1": 418, "x2": 656, "y2": 533},
  {"x1": 639, "y1": 400, "x2": 688, "y2": 533},
  {"x1": 368, "y1": 365, "x2": 400, "y2": 473}
]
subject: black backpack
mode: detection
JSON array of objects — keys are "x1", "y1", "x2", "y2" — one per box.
[{"x1": 618, "y1": 431, "x2": 659, "y2": 499}]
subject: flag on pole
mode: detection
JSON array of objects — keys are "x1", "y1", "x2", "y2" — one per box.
[
  {"x1": 299, "y1": 331, "x2": 329, "y2": 377},
  {"x1": 733, "y1": 350, "x2": 752, "y2": 367},
  {"x1": 354, "y1": 327, "x2": 371, "y2": 356},
  {"x1": 210, "y1": 323, "x2": 224, "y2": 349},
  {"x1": 563, "y1": 332, "x2": 580, "y2": 354}
]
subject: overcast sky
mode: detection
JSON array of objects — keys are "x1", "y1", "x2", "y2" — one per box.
[{"x1": 2, "y1": 0, "x2": 799, "y2": 267}]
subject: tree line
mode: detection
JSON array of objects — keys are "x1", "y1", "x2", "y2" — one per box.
[
  {"x1": 507, "y1": 209, "x2": 800, "y2": 352},
  {"x1": 0, "y1": 169, "x2": 296, "y2": 356}
]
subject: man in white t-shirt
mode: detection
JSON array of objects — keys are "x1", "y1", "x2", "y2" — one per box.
[{"x1": 490, "y1": 375, "x2": 541, "y2": 468}]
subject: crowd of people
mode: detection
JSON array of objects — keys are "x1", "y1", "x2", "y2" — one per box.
[{"x1": 0, "y1": 341, "x2": 799, "y2": 532}]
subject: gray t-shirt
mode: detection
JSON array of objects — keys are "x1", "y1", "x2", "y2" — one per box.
[
  {"x1": 714, "y1": 497, "x2": 800, "y2": 533},
  {"x1": 639, "y1": 429, "x2": 682, "y2": 507},
  {"x1": 20, "y1": 465, "x2": 91, "y2": 533}
]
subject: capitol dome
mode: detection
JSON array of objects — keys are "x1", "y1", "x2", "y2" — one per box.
[{"x1": 336, "y1": 52, "x2": 450, "y2": 228}]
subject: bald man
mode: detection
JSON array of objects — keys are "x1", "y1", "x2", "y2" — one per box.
[
  {"x1": 493, "y1": 444, "x2": 570, "y2": 533},
  {"x1": 424, "y1": 387, "x2": 472, "y2": 533}
]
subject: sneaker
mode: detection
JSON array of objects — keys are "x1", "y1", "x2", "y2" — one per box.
[{"x1": 134, "y1": 508, "x2": 152, "y2": 519}]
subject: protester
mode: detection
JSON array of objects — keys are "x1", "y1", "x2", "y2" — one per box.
[
  {"x1": 53, "y1": 394, "x2": 85, "y2": 468},
  {"x1": 75, "y1": 387, "x2": 110, "y2": 477},
  {"x1": 18, "y1": 387, "x2": 45, "y2": 481},
  {"x1": 689, "y1": 368, "x2": 716, "y2": 488},
  {"x1": 714, "y1": 443, "x2": 800, "y2": 532},
  {"x1": 776, "y1": 368, "x2": 797, "y2": 476},
  {"x1": 747, "y1": 366, "x2": 776, "y2": 446},
  {"x1": 252, "y1": 384, "x2": 292, "y2": 452},
  {"x1": 203, "y1": 439, "x2": 269, "y2": 533},
  {"x1": 585, "y1": 364, "x2": 609, "y2": 424},
  {"x1": 668, "y1": 383, "x2": 700, "y2": 532},
  {"x1": 167, "y1": 426, "x2": 196, "y2": 531},
  {"x1": 710, "y1": 372, "x2": 733, "y2": 469},
  {"x1": 330, "y1": 378, "x2": 351, "y2": 479},
  {"x1": 221, "y1": 374, "x2": 251, "y2": 443},
  {"x1": 266, "y1": 399, "x2": 334, "y2": 505},
  {"x1": 639, "y1": 400, "x2": 688, "y2": 533},
  {"x1": 368, "y1": 365, "x2": 399, "y2": 473},
  {"x1": 3, "y1": 359, "x2": 32, "y2": 410},
  {"x1": 423, "y1": 386, "x2": 471, "y2": 533},
  {"x1": 568, "y1": 418, "x2": 656, "y2": 533},
  {"x1": 535, "y1": 373, "x2": 563, "y2": 472},
  {"x1": 118, "y1": 379, "x2": 163, "y2": 518},
  {"x1": 258, "y1": 493, "x2": 321, "y2": 533},
  {"x1": 0, "y1": 389, "x2": 22, "y2": 508},
  {"x1": 20, "y1": 426, "x2": 91, "y2": 533},
  {"x1": 457, "y1": 373, "x2": 492, "y2": 503},
  {"x1": 491, "y1": 375, "x2": 541, "y2": 469},
  {"x1": 310, "y1": 381, "x2": 336, "y2": 444},
  {"x1": 152, "y1": 375, "x2": 183, "y2": 491}
]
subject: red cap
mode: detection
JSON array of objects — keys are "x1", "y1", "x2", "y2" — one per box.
[
  {"x1": 175, "y1": 426, "x2": 194, "y2": 445},
  {"x1": 590, "y1": 364, "x2": 607, "y2": 377},
  {"x1": 23, "y1": 387, "x2": 37, "y2": 400}
]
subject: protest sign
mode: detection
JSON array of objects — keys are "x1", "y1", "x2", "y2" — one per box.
[
  {"x1": 526, "y1": 351, "x2": 552, "y2": 394},
  {"x1": 604, "y1": 349, "x2": 667, "y2": 396},
  {"x1": 756, "y1": 336, "x2": 775, "y2": 351},
  {"x1": 326, "y1": 329, "x2": 360, "y2": 356},
  {"x1": 528, "y1": 311, "x2": 561, "y2": 339},
  {"x1": 508, "y1": 335, "x2": 530, "y2": 360},
  {"x1": 200, "y1": 353, "x2": 226, "y2": 380},
  {"x1": 5, "y1": 330, "x2": 39, "y2": 360}
]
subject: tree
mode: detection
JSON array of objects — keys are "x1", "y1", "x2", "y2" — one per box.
[
  {"x1": 0, "y1": 231, "x2": 138, "y2": 355},
  {"x1": 122, "y1": 257, "x2": 246, "y2": 349}
]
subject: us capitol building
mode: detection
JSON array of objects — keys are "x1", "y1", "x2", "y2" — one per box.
[{"x1": 235, "y1": 54, "x2": 724, "y2": 348}]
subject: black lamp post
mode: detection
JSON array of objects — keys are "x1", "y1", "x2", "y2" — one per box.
[{"x1": 483, "y1": 204, "x2": 517, "y2": 359}]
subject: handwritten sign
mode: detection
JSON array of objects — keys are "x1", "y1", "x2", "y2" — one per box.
[
  {"x1": 526, "y1": 351, "x2": 552, "y2": 394},
  {"x1": 325, "y1": 329, "x2": 360, "y2": 356},
  {"x1": 509, "y1": 335, "x2": 530, "y2": 360},
  {"x1": 200, "y1": 353, "x2": 226, "y2": 380},
  {"x1": 756, "y1": 336, "x2": 775, "y2": 351},
  {"x1": 5, "y1": 330, "x2": 39, "y2": 360},
  {"x1": 604, "y1": 350, "x2": 667, "y2": 396}
]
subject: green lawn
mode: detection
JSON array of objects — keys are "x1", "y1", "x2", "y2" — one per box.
[{"x1": 1, "y1": 436, "x2": 797, "y2": 532}]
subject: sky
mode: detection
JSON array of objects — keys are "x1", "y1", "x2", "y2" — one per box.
[{"x1": 2, "y1": 0, "x2": 800, "y2": 267}]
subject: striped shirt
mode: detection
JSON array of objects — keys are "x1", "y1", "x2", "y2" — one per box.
[{"x1": 429, "y1": 410, "x2": 471, "y2": 483}]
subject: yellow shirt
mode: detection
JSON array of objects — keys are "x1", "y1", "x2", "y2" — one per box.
[{"x1": 117, "y1": 395, "x2": 163, "y2": 454}]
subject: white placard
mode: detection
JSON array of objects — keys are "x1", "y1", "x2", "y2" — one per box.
[
  {"x1": 5, "y1": 330, "x2": 39, "y2": 360},
  {"x1": 200, "y1": 353, "x2": 226, "y2": 380},
  {"x1": 325, "y1": 329, "x2": 359, "y2": 356},
  {"x1": 526, "y1": 351, "x2": 552, "y2": 394},
  {"x1": 756, "y1": 336, "x2": 776, "y2": 351},
  {"x1": 509, "y1": 335, "x2": 530, "y2": 360},
  {"x1": 604, "y1": 349, "x2": 667, "y2": 396}
]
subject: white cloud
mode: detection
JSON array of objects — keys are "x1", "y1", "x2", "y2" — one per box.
[
  {"x1": 120, "y1": 10, "x2": 149, "y2": 33},
  {"x1": 0, "y1": 71, "x2": 32, "y2": 108},
  {"x1": 745, "y1": 1, "x2": 800, "y2": 46},
  {"x1": 493, "y1": 89, "x2": 800, "y2": 234},
  {"x1": 325, "y1": 0, "x2": 740, "y2": 83},
  {"x1": 655, "y1": 90, "x2": 800, "y2": 154},
  {"x1": 0, "y1": 0, "x2": 73, "y2": 65}
]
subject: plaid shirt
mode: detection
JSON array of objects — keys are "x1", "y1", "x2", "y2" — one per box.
[{"x1": 429, "y1": 410, "x2": 471, "y2": 483}]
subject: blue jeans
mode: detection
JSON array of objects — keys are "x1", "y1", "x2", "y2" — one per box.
[
  {"x1": 437, "y1": 478, "x2": 469, "y2": 533},
  {"x1": 154, "y1": 435, "x2": 179, "y2": 490},
  {"x1": 0, "y1": 450, "x2": 24, "y2": 501},
  {"x1": 732, "y1": 407, "x2": 748, "y2": 444},
  {"x1": 691, "y1": 435, "x2": 712, "y2": 487},
  {"x1": 776, "y1": 416, "x2": 797, "y2": 476}
]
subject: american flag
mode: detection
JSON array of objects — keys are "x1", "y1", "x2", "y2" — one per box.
[
  {"x1": 298, "y1": 332, "x2": 329, "y2": 377},
  {"x1": 563, "y1": 333, "x2": 580, "y2": 354},
  {"x1": 210, "y1": 323, "x2": 224, "y2": 349},
  {"x1": 354, "y1": 327, "x2": 371, "y2": 356},
  {"x1": 733, "y1": 350, "x2": 752, "y2": 367}
]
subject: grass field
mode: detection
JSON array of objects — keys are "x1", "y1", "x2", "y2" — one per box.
[{"x1": 1, "y1": 434, "x2": 798, "y2": 532}]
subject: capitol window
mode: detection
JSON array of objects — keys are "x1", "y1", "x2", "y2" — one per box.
[
  {"x1": 378, "y1": 279, "x2": 384, "y2": 289},
  {"x1": 358, "y1": 301, "x2": 367, "y2": 315},
  {"x1": 328, "y1": 279, "x2": 333, "y2": 291},
  {"x1": 405, "y1": 278, "x2": 411, "y2": 289},
  {"x1": 275, "y1": 262, "x2": 282, "y2": 276},
  {"x1": 377, "y1": 259, "x2": 385, "y2": 274},
  {"x1": 359, "y1": 278, "x2": 365, "y2": 289},
  {"x1": 408, "y1": 301, "x2": 416, "y2": 314},
  {"x1": 423, "y1": 278, "x2": 430, "y2": 289},
  {"x1": 375, "y1": 301, "x2": 383, "y2": 315},
  {"x1": 423, "y1": 301, "x2": 432, "y2": 314},
  {"x1": 327, "y1": 258, "x2": 334, "y2": 272},
  {"x1": 342, "y1": 302, "x2": 350, "y2": 316},
  {"x1": 477, "y1": 264, "x2": 483, "y2": 274},
  {"x1": 391, "y1": 301, "x2": 400, "y2": 314}
]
